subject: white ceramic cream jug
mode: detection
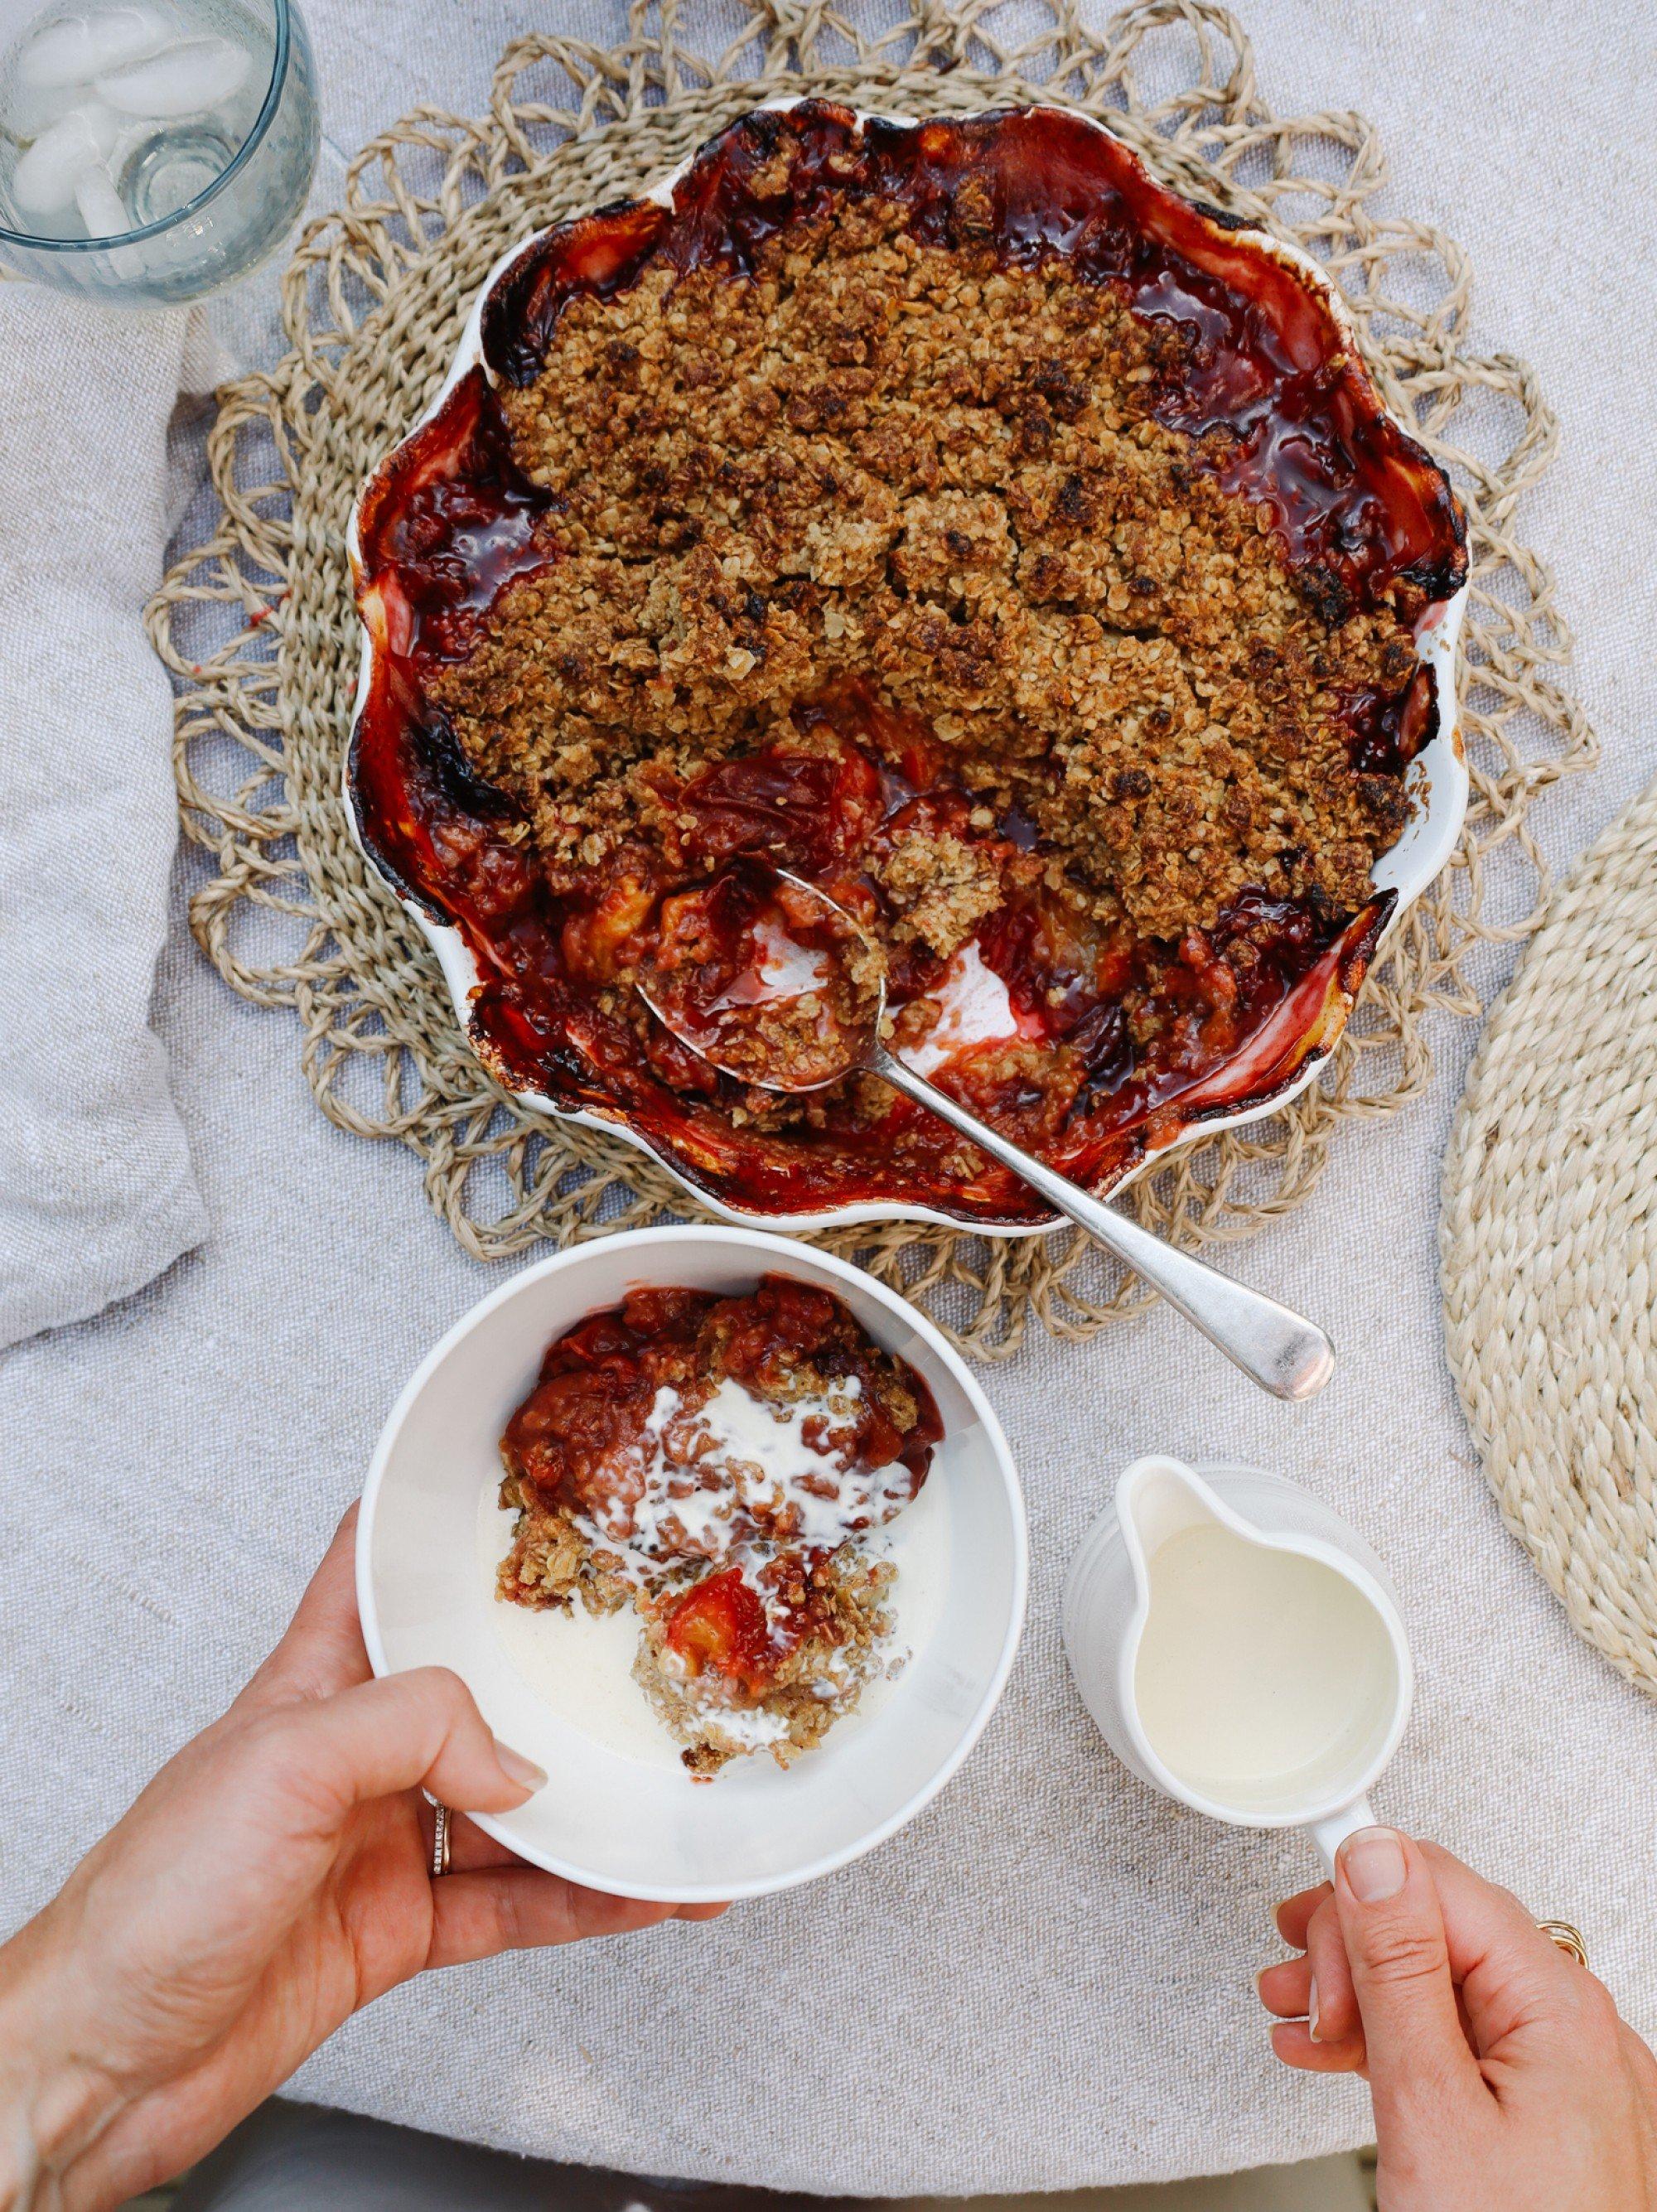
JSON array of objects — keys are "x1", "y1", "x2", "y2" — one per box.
[{"x1": 1062, "y1": 1456, "x2": 1413, "y2": 1872}]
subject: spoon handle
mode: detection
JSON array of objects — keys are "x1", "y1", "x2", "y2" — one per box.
[{"x1": 870, "y1": 1046, "x2": 1334, "y2": 1402}]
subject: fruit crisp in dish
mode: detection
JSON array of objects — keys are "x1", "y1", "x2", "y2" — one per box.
[
  {"x1": 495, "y1": 1273, "x2": 942, "y2": 1775},
  {"x1": 352, "y1": 100, "x2": 1468, "y2": 1223}
]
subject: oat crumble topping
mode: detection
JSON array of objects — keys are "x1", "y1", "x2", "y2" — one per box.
[{"x1": 435, "y1": 190, "x2": 1418, "y2": 943}]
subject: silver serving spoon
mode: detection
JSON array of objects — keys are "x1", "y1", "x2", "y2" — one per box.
[{"x1": 639, "y1": 869, "x2": 1334, "y2": 1402}]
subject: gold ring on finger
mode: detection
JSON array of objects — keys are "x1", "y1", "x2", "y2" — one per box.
[{"x1": 1538, "y1": 1919, "x2": 1588, "y2": 1968}]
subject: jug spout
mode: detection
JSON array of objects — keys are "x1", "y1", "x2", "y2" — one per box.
[{"x1": 1115, "y1": 1454, "x2": 1238, "y2": 1586}]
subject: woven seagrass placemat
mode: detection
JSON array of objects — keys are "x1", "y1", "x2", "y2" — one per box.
[
  {"x1": 148, "y1": 0, "x2": 1594, "y2": 1360},
  {"x1": 1442, "y1": 780, "x2": 1657, "y2": 1696}
]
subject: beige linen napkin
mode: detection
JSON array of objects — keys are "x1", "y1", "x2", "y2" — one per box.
[{"x1": 0, "y1": 284, "x2": 225, "y2": 1348}]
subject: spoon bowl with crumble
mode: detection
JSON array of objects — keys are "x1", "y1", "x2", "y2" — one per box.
[{"x1": 637, "y1": 862, "x2": 1335, "y2": 1402}]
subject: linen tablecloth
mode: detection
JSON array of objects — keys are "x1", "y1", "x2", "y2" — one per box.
[
  {"x1": 0, "y1": 293, "x2": 225, "y2": 1351},
  {"x1": 2, "y1": 0, "x2": 1654, "y2": 2190}
]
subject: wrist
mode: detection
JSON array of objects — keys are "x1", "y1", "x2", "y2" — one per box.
[{"x1": 0, "y1": 1910, "x2": 126, "y2": 2210}]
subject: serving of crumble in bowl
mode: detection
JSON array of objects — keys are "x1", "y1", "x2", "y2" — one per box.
[
  {"x1": 355, "y1": 1226, "x2": 1026, "y2": 1900},
  {"x1": 347, "y1": 98, "x2": 1469, "y2": 1232}
]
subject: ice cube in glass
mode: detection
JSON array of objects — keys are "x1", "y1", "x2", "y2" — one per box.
[
  {"x1": 10, "y1": 96, "x2": 119, "y2": 214},
  {"x1": 94, "y1": 33, "x2": 247, "y2": 116},
  {"x1": 15, "y1": 5, "x2": 172, "y2": 89},
  {"x1": 72, "y1": 157, "x2": 127, "y2": 234}
]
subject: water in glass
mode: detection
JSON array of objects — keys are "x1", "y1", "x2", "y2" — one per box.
[{"x1": 0, "y1": 0, "x2": 318, "y2": 302}]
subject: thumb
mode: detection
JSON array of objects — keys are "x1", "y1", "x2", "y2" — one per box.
[
  {"x1": 1334, "y1": 1827, "x2": 1484, "y2": 2129},
  {"x1": 241, "y1": 1666, "x2": 548, "y2": 1828}
]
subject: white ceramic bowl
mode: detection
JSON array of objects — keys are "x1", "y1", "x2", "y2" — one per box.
[
  {"x1": 348, "y1": 101, "x2": 1468, "y2": 1237},
  {"x1": 355, "y1": 1226, "x2": 1027, "y2": 1900}
]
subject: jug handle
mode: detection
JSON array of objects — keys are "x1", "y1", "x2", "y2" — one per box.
[{"x1": 1307, "y1": 1797, "x2": 1379, "y2": 1878}]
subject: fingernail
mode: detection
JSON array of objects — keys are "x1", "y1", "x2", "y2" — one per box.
[
  {"x1": 1340, "y1": 1824, "x2": 1407, "y2": 1902},
  {"x1": 1307, "y1": 1975, "x2": 1321, "y2": 2041},
  {"x1": 494, "y1": 1738, "x2": 548, "y2": 1792}
]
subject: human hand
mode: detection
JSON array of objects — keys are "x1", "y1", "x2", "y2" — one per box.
[
  {"x1": 1258, "y1": 1827, "x2": 1657, "y2": 2210},
  {"x1": 0, "y1": 1509, "x2": 724, "y2": 2210}
]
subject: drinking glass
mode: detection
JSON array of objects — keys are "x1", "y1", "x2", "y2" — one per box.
[{"x1": 0, "y1": 0, "x2": 319, "y2": 306}]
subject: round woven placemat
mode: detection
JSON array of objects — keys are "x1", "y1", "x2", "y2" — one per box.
[
  {"x1": 148, "y1": 0, "x2": 1595, "y2": 1360},
  {"x1": 1443, "y1": 780, "x2": 1657, "y2": 1695}
]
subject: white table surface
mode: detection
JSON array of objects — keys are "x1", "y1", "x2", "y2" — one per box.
[{"x1": 2, "y1": 0, "x2": 1655, "y2": 2191}]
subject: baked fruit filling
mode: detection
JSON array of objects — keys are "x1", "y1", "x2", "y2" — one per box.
[
  {"x1": 495, "y1": 1275, "x2": 942, "y2": 1774},
  {"x1": 353, "y1": 101, "x2": 1467, "y2": 1219}
]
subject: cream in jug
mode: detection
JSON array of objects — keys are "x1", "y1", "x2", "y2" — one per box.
[{"x1": 1133, "y1": 1514, "x2": 1400, "y2": 1819}]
